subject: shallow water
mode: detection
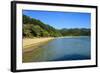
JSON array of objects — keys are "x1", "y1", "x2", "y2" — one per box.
[{"x1": 23, "y1": 36, "x2": 91, "y2": 63}]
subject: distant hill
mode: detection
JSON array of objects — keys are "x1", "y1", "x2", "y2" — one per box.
[
  {"x1": 59, "y1": 28, "x2": 90, "y2": 36},
  {"x1": 23, "y1": 15, "x2": 90, "y2": 38}
]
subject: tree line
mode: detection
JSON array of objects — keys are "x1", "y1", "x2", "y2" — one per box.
[{"x1": 23, "y1": 15, "x2": 90, "y2": 38}]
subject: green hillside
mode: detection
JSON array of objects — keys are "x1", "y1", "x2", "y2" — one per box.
[
  {"x1": 23, "y1": 15, "x2": 90, "y2": 38},
  {"x1": 59, "y1": 28, "x2": 90, "y2": 36},
  {"x1": 23, "y1": 15, "x2": 62, "y2": 37}
]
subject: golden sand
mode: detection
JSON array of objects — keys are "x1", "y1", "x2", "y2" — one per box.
[{"x1": 23, "y1": 37, "x2": 54, "y2": 52}]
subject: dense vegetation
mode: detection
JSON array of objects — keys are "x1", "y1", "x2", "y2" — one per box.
[
  {"x1": 59, "y1": 28, "x2": 90, "y2": 36},
  {"x1": 23, "y1": 15, "x2": 62, "y2": 37},
  {"x1": 23, "y1": 15, "x2": 90, "y2": 38}
]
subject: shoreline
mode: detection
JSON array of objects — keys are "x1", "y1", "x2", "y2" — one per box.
[
  {"x1": 23, "y1": 36, "x2": 90, "y2": 52},
  {"x1": 55, "y1": 36, "x2": 90, "y2": 39},
  {"x1": 23, "y1": 37, "x2": 54, "y2": 52}
]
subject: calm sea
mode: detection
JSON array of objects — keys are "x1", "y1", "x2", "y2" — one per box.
[{"x1": 23, "y1": 36, "x2": 91, "y2": 62}]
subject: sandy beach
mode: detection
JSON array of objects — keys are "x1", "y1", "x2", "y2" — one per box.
[{"x1": 23, "y1": 37, "x2": 54, "y2": 52}]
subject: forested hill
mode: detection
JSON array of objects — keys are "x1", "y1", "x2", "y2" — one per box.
[
  {"x1": 59, "y1": 28, "x2": 90, "y2": 36},
  {"x1": 23, "y1": 15, "x2": 90, "y2": 38},
  {"x1": 23, "y1": 15, "x2": 62, "y2": 37}
]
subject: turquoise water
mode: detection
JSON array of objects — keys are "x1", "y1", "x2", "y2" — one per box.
[{"x1": 23, "y1": 36, "x2": 91, "y2": 62}]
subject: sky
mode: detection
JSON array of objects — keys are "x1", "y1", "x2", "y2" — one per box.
[{"x1": 23, "y1": 10, "x2": 91, "y2": 29}]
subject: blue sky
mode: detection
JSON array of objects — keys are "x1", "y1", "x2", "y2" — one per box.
[{"x1": 23, "y1": 10, "x2": 91, "y2": 29}]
